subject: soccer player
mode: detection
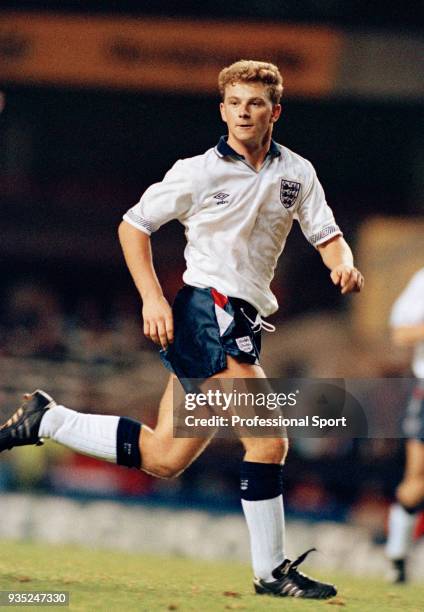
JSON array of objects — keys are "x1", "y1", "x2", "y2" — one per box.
[
  {"x1": 386, "y1": 267, "x2": 424, "y2": 583},
  {"x1": 0, "y1": 60, "x2": 363, "y2": 599}
]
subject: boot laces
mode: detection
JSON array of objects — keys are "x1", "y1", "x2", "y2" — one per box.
[{"x1": 280, "y1": 548, "x2": 318, "y2": 588}]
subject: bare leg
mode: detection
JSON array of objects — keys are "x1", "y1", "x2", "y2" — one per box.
[
  {"x1": 386, "y1": 439, "x2": 424, "y2": 571},
  {"x1": 139, "y1": 374, "x2": 214, "y2": 478},
  {"x1": 139, "y1": 356, "x2": 289, "y2": 478},
  {"x1": 397, "y1": 439, "x2": 424, "y2": 509}
]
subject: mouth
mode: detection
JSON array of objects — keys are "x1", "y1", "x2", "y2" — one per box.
[{"x1": 237, "y1": 124, "x2": 254, "y2": 128}]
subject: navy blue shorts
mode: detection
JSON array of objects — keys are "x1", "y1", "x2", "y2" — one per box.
[
  {"x1": 159, "y1": 285, "x2": 262, "y2": 383},
  {"x1": 402, "y1": 381, "x2": 424, "y2": 442}
]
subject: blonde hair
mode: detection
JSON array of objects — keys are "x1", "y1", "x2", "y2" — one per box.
[{"x1": 218, "y1": 60, "x2": 283, "y2": 105}]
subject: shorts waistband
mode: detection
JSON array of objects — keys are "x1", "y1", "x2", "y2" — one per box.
[{"x1": 183, "y1": 284, "x2": 259, "y2": 319}]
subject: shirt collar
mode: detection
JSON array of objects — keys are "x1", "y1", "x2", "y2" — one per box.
[{"x1": 216, "y1": 135, "x2": 281, "y2": 159}]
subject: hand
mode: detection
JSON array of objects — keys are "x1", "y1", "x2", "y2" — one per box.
[
  {"x1": 330, "y1": 265, "x2": 364, "y2": 294},
  {"x1": 142, "y1": 294, "x2": 174, "y2": 349}
]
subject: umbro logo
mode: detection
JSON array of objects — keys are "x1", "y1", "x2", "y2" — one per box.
[{"x1": 213, "y1": 192, "x2": 230, "y2": 205}]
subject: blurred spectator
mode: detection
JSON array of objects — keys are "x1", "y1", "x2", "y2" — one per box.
[{"x1": 2, "y1": 282, "x2": 66, "y2": 359}]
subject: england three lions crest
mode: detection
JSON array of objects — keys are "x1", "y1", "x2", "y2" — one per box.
[{"x1": 280, "y1": 179, "x2": 301, "y2": 209}]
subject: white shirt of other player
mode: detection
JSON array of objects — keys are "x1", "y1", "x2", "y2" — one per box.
[
  {"x1": 390, "y1": 267, "x2": 424, "y2": 378},
  {"x1": 123, "y1": 137, "x2": 342, "y2": 317}
]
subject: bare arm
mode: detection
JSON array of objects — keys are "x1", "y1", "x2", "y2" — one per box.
[
  {"x1": 392, "y1": 324, "x2": 424, "y2": 347},
  {"x1": 118, "y1": 220, "x2": 173, "y2": 348},
  {"x1": 317, "y1": 236, "x2": 364, "y2": 294}
]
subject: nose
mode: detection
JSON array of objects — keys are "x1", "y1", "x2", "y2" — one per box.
[{"x1": 238, "y1": 103, "x2": 250, "y2": 118}]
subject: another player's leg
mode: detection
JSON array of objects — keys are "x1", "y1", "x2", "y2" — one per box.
[{"x1": 386, "y1": 438, "x2": 424, "y2": 583}]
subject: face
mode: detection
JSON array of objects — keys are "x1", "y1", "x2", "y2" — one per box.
[{"x1": 220, "y1": 81, "x2": 281, "y2": 147}]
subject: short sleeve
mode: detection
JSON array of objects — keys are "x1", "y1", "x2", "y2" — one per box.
[
  {"x1": 390, "y1": 269, "x2": 424, "y2": 327},
  {"x1": 295, "y1": 164, "x2": 342, "y2": 247},
  {"x1": 123, "y1": 159, "x2": 193, "y2": 235}
]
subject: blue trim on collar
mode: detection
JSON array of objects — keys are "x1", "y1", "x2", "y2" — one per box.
[
  {"x1": 216, "y1": 136, "x2": 243, "y2": 157},
  {"x1": 216, "y1": 136, "x2": 281, "y2": 159},
  {"x1": 269, "y1": 139, "x2": 281, "y2": 158}
]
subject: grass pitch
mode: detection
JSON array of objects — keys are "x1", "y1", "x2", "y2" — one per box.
[{"x1": 0, "y1": 540, "x2": 423, "y2": 611}]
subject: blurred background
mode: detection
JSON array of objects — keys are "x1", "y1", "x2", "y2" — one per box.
[{"x1": 0, "y1": 2, "x2": 423, "y2": 576}]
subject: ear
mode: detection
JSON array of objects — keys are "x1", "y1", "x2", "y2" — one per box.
[
  {"x1": 271, "y1": 104, "x2": 282, "y2": 124},
  {"x1": 220, "y1": 101, "x2": 227, "y2": 123}
]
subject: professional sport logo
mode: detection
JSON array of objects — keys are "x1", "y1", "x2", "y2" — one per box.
[{"x1": 280, "y1": 179, "x2": 301, "y2": 209}]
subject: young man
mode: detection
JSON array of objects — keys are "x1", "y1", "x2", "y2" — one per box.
[
  {"x1": 0, "y1": 60, "x2": 363, "y2": 599},
  {"x1": 386, "y1": 267, "x2": 424, "y2": 583}
]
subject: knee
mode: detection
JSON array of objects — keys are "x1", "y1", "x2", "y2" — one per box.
[
  {"x1": 268, "y1": 438, "x2": 289, "y2": 464},
  {"x1": 244, "y1": 437, "x2": 289, "y2": 464}
]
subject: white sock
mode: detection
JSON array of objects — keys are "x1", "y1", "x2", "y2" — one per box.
[
  {"x1": 39, "y1": 405, "x2": 119, "y2": 463},
  {"x1": 386, "y1": 503, "x2": 416, "y2": 559},
  {"x1": 241, "y1": 495, "x2": 285, "y2": 581}
]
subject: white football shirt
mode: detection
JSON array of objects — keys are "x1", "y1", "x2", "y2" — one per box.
[
  {"x1": 123, "y1": 137, "x2": 342, "y2": 316},
  {"x1": 390, "y1": 268, "x2": 424, "y2": 377}
]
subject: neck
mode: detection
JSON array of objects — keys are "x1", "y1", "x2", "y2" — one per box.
[{"x1": 227, "y1": 132, "x2": 273, "y2": 171}]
